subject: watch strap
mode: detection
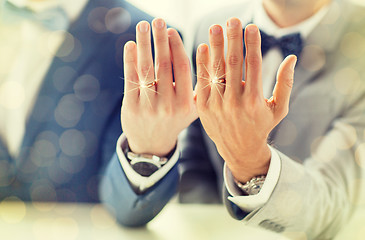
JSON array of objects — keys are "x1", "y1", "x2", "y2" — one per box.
[
  {"x1": 234, "y1": 175, "x2": 266, "y2": 195},
  {"x1": 125, "y1": 144, "x2": 175, "y2": 177}
]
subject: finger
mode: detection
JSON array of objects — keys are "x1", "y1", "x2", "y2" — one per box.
[
  {"x1": 136, "y1": 21, "x2": 154, "y2": 83},
  {"x1": 167, "y1": 28, "x2": 193, "y2": 99},
  {"x1": 244, "y1": 24, "x2": 263, "y2": 98},
  {"x1": 196, "y1": 43, "x2": 211, "y2": 107},
  {"x1": 272, "y1": 55, "x2": 297, "y2": 116},
  {"x1": 136, "y1": 21, "x2": 156, "y2": 106},
  {"x1": 152, "y1": 18, "x2": 173, "y2": 98},
  {"x1": 209, "y1": 24, "x2": 226, "y2": 102},
  {"x1": 226, "y1": 17, "x2": 244, "y2": 96},
  {"x1": 123, "y1": 41, "x2": 139, "y2": 103}
]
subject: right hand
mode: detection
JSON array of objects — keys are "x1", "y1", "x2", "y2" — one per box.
[{"x1": 121, "y1": 18, "x2": 198, "y2": 157}]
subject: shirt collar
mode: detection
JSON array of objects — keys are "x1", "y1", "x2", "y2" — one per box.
[{"x1": 253, "y1": 0, "x2": 331, "y2": 39}]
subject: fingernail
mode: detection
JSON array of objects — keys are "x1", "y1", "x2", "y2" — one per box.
[
  {"x1": 198, "y1": 44, "x2": 207, "y2": 53},
  {"x1": 139, "y1": 21, "x2": 149, "y2": 33},
  {"x1": 246, "y1": 24, "x2": 258, "y2": 33},
  {"x1": 125, "y1": 41, "x2": 134, "y2": 50},
  {"x1": 227, "y1": 18, "x2": 240, "y2": 28},
  {"x1": 167, "y1": 28, "x2": 174, "y2": 36},
  {"x1": 210, "y1": 25, "x2": 221, "y2": 35},
  {"x1": 154, "y1": 18, "x2": 165, "y2": 29}
]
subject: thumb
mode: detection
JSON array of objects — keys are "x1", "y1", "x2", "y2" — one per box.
[{"x1": 272, "y1": 55, "x2": 297, "y2": 116}]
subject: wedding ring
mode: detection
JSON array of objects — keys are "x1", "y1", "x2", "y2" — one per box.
[
  {"x1": 217, "y1": 78, "x2": 226, "y2": 84},
  {"x1": 141, "y1": 80, "x2": 157, "y2": 88}
]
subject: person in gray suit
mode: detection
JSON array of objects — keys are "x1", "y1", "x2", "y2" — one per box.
[{"x1": 102, "y1": 0, "x2": 365, "y2": 239}]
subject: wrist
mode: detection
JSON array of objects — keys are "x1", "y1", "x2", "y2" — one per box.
[
  {"x1": 127, "y1": 137, "x2": 177, "y2": 158},
  {"x1": 228, "y1": 144, "x2": 271, "y2": 183}
]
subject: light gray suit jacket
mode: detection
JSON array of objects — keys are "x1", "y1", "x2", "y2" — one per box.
[{"x1": 189, "y1": 0, "x2": 365, "y2": 239}]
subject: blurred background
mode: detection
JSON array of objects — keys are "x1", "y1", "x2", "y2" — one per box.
[{"x1": 0, "y1": 0, "x2": 364, "y2": 239}]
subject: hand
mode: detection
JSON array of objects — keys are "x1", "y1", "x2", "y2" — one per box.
[
  {"x1": 121, "y1": 18, "x2": 197, "y2": 157},
  {"x1": 195, "y1": 18, "x2": 297, "y2": 182}
]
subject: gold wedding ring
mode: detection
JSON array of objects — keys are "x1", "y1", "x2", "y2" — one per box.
[
  {"x1": 217, "y1": 78, "x2": 226, "y2": 84},
  {"x1": 141, "y1": 80, "x2": 157, "y2": 88}
]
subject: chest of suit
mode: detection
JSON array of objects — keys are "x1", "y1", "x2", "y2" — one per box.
[{"x1": 0, "y1": 0, "x2": 154, "y2": 202}]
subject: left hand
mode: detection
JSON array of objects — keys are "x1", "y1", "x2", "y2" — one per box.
[{"x1": 195, "y1": 18, "x2": 297, "y2": 183}]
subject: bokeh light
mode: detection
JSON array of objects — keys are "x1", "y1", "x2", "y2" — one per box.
[
  {"x1": 105, "y1": 7, "x2": 132, "y2": 34},
  {"x1": 0, "y1": 197, "x2": 26, "y2": 224}
]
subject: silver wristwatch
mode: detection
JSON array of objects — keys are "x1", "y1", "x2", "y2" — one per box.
[
  {"x1": 125, "y1": 147, "x2": 171, "y2": 177},
  {"x1": 127, "y1": 152, "x2": 168, "y2": 168},
  {"x1": 234, "y1": 175, "x2": 266, "y2": 195}
]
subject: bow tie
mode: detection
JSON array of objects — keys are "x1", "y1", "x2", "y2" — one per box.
[
  {"x1": 2, "y1": 1, "x2": 69, "y2": 31},
  {"x1": 261, "y1": 31, "x2": 303, "y2": 58},
  {"x1": 244, "y1": 29, "x2": 303, "y2": 59}
]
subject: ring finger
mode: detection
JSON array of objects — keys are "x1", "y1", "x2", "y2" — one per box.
[
  {"x1": 209, "y1": 24, "x2": 226, "y2": 103},
  {"x1": 136, "y1": 21, "x2": 156, "y2": 106}
]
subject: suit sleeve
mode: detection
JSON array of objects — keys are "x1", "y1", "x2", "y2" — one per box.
[
  {"x1": 99, "y1": 151, "x2": 179, "y2": 227},
  {"x1": 224, "y1": 90, "x2": 365, "y2": 239}
]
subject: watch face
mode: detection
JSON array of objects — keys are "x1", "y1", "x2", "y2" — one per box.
[
  {"x1": 131, "y1": 162, "x2": 159, "y2": 177},
  {"x1": 249, "y1": 185, "x2": 262, "y2": 195}
]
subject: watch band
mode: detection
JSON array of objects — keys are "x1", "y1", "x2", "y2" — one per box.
[
  {"x1": 234, "y1": 175, "x2": 266, "y2": 195},
  {"x1": 127, "y1": 152, "x2": 168, "y2": 168},
  {"x1": 125, "y1": 145, "x2": 174, "y2": 177}
]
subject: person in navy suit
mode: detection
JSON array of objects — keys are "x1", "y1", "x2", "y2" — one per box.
[{"x1": 0, "y1": 0, "x2": 155, "y2": 203}]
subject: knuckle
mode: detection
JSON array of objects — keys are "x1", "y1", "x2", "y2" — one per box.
[
  {"x1": 227, "y1": 32, "x2": 241, "y2": 41},
  {"x1": 210, "y1": 39, "x2": 224, "y2": 48},
  {"x1": 138, "y1": 39, "x2": 151, "y2": 48},
  {"x1": 177, "y1": 58, "x2": 190, "y2": 72},
  {"x1": 159, "y1": 104, "x2": 174, "y2": 117},
  {"x1": 197, "y1": 98, "x2": 208, "y2": 112},
  {"x1": 124, "y1": 53, "x2": 136, "y2": 64},
  {"x1": 246, "y1": 38, "x2": 260, "y2": 47},
  {"x1": 246, "y1": 54, "x2": 262, "y2": 66},
  {"x1": 144, "y1": 106, "x2": 157, "y2": 117},
  {"x1": 227, "y1": 54, "x2": 242, "y2": 66},
  {"x1": 156, "y1": 59, "x2": 171, "y2": 71},
  {"x1": 212, "y1": 60, "x2": 224, "y2": 72},
  {"x1": 284, "y1": 78, "x2": 294, "y2": 89},
  {"x1": 179, "y1": 102, "x2": 193, "y2": 116},
  {"x1": 225, "y1": 94, "x2": 239, "y2": 107},
  {"x1": 242, "y1": 98, "x2": 256, "y2": 112},
  {"x1": 124, "y1": 57, "x2": 135, "y2": 64},
  {"x1": 154, "y1": 34, "x2": 168, "y2": 44},
  {"x1": 139, "y1": 64, "x2": 153, "y2": 76},
  {"x1": 197, "y1": 64, "x2": 210, "y2": 79}
]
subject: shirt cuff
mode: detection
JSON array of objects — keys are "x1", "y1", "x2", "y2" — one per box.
[
  {"x1": 223, "y1": 145, "x2": 281, "y2": 212},
  {"x1": 116, "y1": 134, "x2": 180, "y2": 192}
]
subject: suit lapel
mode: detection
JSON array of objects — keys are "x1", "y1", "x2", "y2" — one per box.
[
  {"x1": 270, "y1": 0, "x2": 351, "y2": 140},
  {"x1": 290, "y1": 0, "x2": 349, "y2": 101}
]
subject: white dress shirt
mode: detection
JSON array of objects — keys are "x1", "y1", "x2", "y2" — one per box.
[
  {"x1": 118, "y1": 0, "x2": 330, "y2": 211},
  {"x1": 0, "y1": 0, "x2": 88, "y2": 157}
]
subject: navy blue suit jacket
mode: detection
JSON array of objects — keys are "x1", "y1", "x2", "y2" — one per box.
[{"x1": 0, "y1": 0, "x2": 154, "y2": 203}]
